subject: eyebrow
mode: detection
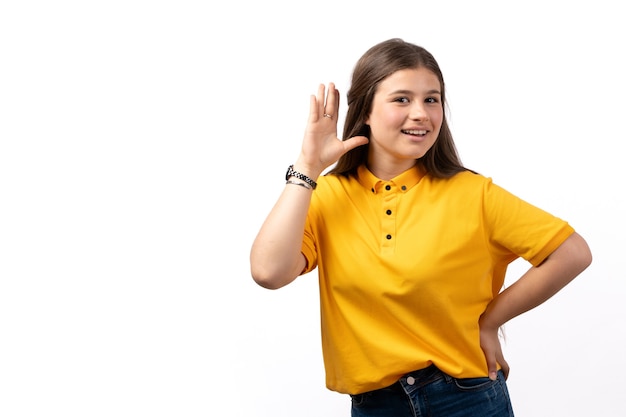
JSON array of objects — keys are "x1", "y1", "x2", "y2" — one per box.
[{"x1": 389, "y1": 89, "x2": 442, "y2": 96}]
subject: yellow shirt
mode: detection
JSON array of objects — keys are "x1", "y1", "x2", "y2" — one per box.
[{"x1": 301, "y1": 164, "x2": 574, "y2": 395}]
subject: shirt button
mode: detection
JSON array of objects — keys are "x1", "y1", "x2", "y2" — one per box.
[
  {"x1": 385, "y1": 185, "x2": 391, "y2": 190},
  {"x1": 386, "y1": 209, "x2": 392, "y2": 215},
  {"x1": 386, "y1": 234, "x2": 392, "y2": 240},
  {"x1": 407, "y1": 376, "x2": 415, "y2": 385},
  {"x1": 401, "y1": 185, "x2": 407, "y2": 191}
]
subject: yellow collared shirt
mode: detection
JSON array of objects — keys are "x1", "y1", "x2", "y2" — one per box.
[{"x1": 301, "y1": 164, "x2": 574, "y2": 394}]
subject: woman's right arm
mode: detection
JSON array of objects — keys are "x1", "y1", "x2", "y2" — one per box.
[
  {"x1": 250, "y1": 83, "x2": 368, "y2": 289},
  {"x1": 249, "y1": 167, "x2": 315, "y2": 289}
]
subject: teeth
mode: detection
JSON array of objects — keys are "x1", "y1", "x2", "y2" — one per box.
[{"x1": 403, "y1": 129, "x2": 427, "y2": 135}]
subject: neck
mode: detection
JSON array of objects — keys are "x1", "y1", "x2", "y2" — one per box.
[{"x1": 367, "y1": 159, "x2": 418, "y2": 181}]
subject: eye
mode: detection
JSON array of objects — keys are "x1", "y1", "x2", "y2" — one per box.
[
  {"x1": 425, "y1": 97, "x2": 440, "y2": 104},
  {"x1": 394, "y1": 97, "x2": 410, "y2": 103}
]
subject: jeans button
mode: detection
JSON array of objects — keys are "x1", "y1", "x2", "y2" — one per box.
[{"x1": 406, "y1": 376, "x2": 415, "y2": 385}]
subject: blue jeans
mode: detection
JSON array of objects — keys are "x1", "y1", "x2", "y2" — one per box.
[{"x1": 350, "y1": 365, "x2": 514, "y2": 417}]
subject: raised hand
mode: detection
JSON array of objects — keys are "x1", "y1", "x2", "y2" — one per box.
[{"x1": 295, "y1": 83, "x2": 368, "y2": 178}]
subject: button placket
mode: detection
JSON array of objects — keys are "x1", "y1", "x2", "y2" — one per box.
[{"x1": 380, "y1": 182, "x2": 397, "y2": 252}]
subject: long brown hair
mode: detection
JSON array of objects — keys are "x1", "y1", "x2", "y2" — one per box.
[{"x1": 327, "y1": 38, "x2": 467, "y2": 178}]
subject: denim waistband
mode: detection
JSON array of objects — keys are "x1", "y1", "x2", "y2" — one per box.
[{"x1": 392, "y1": 364, "x2": 446, "y2": 391}]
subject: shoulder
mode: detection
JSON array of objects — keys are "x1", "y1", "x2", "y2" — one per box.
[
  {"x1": 309, "y1": 173, "x2": 365, "y2": 213},
  {"x1": 443, "y1": 169, "x2": 489, "y2": 184},
  {"x1": 316, "y1": 172, "x2": 360, "y2": 192},
  {"x1": 426, "y1": 169, "x2": 493, "y2": 194}
]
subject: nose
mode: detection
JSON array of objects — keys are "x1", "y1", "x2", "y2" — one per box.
[{"x1": 409, "y1": 102, "x2": 429, "y2": 121}]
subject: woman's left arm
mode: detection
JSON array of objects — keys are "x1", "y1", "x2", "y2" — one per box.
[{"x1": 479, "y1": 232, "x2": 592, "y2": 380}]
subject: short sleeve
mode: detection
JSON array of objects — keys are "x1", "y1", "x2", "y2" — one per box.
[{"x1": 483, "y1": 179, "x2": 575, "y2": 266}]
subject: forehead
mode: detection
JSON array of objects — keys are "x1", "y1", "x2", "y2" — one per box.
[{"x1": 377, "y1": 67, "x2": 441, "y2": 93}]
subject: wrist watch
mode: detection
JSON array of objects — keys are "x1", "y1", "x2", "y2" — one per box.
[{"x1": 285, "y1": 165, "x2": 317, "y2": 189}]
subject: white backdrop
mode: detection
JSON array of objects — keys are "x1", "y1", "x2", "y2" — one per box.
[{"x1": 1, "y1": 1, "x2": 624, "y2": 416}]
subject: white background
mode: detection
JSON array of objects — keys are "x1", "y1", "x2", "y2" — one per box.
[{"x1": 1, "y1": 1, "x2": 624, "y2": 416}]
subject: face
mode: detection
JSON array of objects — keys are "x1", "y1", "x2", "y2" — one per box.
[{"x1": 365, "y1": 67, "x2": 443, "y2": 175}]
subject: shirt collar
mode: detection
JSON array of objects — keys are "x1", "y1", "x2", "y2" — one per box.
[{"x1": 357, "y1": 164, "x2": 427, "y2": 194}]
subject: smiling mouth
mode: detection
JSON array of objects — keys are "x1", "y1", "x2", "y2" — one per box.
[{"x1": 402, "y1": 129, "x2": 427, "y2": 136}]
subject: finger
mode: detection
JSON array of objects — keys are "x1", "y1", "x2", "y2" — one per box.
[
  {"x1": 501, "y1": 362, "x2": 510, "y2": 380},
  {"x1": 308, "y1": 94, "x2": 318, "y2": 122},
  {"x1": 497, "y1": 353, "x2": 510, "y2": 380},
  {"x1": 479, "y1": 336, "x2": 497, "y2": 381},
  {"x1": 487, "y1": 355, "x2": 498, "y2": 381},
  {"x1": 324, "y1": 82, "x2": 338, "y2": 116},
  {"x1": 317, "y1": 83, "x2": 327, "y2": 119}
]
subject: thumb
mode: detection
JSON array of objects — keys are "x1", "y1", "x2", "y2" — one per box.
[{"x1": 342, "y1": 135, "x2": 369, "y2": 152}]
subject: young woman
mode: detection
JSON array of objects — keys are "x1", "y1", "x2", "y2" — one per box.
[{"x1": 250, "y1": 38, "x2": 592, "y2": 416}]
